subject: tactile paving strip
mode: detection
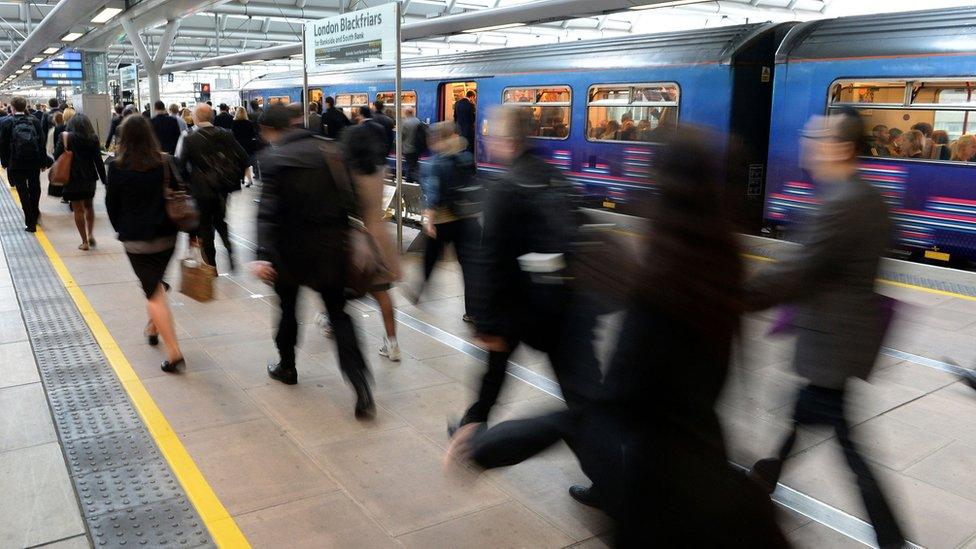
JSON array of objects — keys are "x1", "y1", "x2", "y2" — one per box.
[{"x1": 0, "y1": 187, "x2": 214, "y2": 548}]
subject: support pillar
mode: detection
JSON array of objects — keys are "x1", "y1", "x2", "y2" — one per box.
[{"x1": 120, "y1": 17, "x2": 181, "y2": 107}]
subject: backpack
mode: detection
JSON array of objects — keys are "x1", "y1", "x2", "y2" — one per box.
[
  {"x1": 188, "y1": 128, "x2": 247, "y2": 195},
  {"x1": 11, "y1": 116, "x2": 41, "y2": 164}
]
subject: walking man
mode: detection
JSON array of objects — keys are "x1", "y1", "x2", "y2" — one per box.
[{"x1": 0, "y1": 96, "x2": 51, "y2": 232}]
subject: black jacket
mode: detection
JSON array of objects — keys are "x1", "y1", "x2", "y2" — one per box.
[
  {"x1": 54, "y1": 132, "x2": 106, "y2": 196},
  {"x1": 231, "y1": 119, "x2": 258, "y2": 155},
  {"x1": 371, "y1": 111, "x2": 395, "y2": 152},
  {"x1": 0, "y1": 113, "x2": 50, "y2": 171},
  {"x1": 453, "y1": 98, "x2": 476, "y2": 141},
  {"x1": 342, "y1": 121, "x2": 388, "y2": 175},
  {"x1": 41, "y1": 108, "x2": 61, "y2": 139},
  {"x1": 105, "y1": 115, "x2": 122, "y2": 149},
  {"x1": 322, "y1": 106, "x2": 350, "y2": 139},
  {"x1": 214, "y1": 112, "x2": 234, "y2": 130},
  {"x1": 105, "y1": 159, "x2": 178, "y2": 242},
  {"x1": 256, "y1": 129, "x2": 350, "y2": 288},
  {"x1": 178, "y1": 125, "x2": 248, "y2": 200},
  {"x1": 151, "y1": 113, "x2": 182, "y2": 155}
]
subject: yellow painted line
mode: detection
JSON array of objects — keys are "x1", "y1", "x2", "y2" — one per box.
[{"x1": 4, "y1": 182, "x2": 249, "y2": 548}]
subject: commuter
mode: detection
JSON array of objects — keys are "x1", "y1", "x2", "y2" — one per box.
[
  {"x1": 930, "y1": 130, "x2": 951, "y2": 160},
  {"x1": 911, "y1": 121, "x2": 933, "y2": 158},
  {"x1": 899, "y1": 129, "x2": 924, "y2": 158},
  {"x1": 371, "y1": 99, "x2": 395, "y2": 152},
  {"x1": 453, "y1": 90, "x2": 476, "y2": 153},
  {"x1": 405, "y1": 121, "x2": 480, "y2": 323},
  {"x1": 32, "y1": 103, "x2": 45, "y2": 123},
  {"x1": 307, "y1": 102, "x2": 322, "y2": 135},
  {"x1": 886, "y1": 127, "x2": 903, "y2": 156},
  {"x1": 603, "y1": 120, "x2": 620, "y2": 141},
  {"x1": 286, "y1": 102, "x2": 305, "y2": 128},
  {"x1": 869, "y1": 124, "x2": 889, "y2": 157},
  {"x1": 181, "y1": 108, "x2": 194, "y2": 130},
  {"x1": 214, "y1": 103, "x2": 234, "y2": 130},
  {"x1": 105, "y1": 104, "x2": 124, "y2": 150},
  {"x1": 951, "y1": 134, "x2": 976, "y2": 162},
  {"x1": 321, "y1": 96, "x2": 350, "y2": 139},
  {"x1": 400, "y1": 106, "x2": 424, "y2": 182},
  {"x1": 0, "y1": 96, "x2": 51, "y2": 232},
  {"x1": 168, "y1": 103, "x2": 188, "y2": 133},
  {"x1": 46, "y1": 111, "x2": 64, "y2": 159},
  {"x1": 619, "y1": 112, "x2": 636, "y2": 141},
  {"x1": 252, "y1": 104, "x2": 374, "y2": 418},
  {"x1": 339, "y1": 106, "x2": 401, "y2": 360},
  {"x1": 177, "y1": 103, "x2": 248, "y2": 271},
  {"x1": 248, "y1": 99, "x2": 263, "y2": 123},
  {"x1": 746, "y1": 110, "x2": 905, "y2": 549},
  {"x1": 41, "y1": 97, "x2": 61, "y2": 140},
  {"x1": 142, "y1": 104, "x2": 151, "y2": 118},
  {"x1": 232, "y1": 107, "x2": 258, "y2": 187},
  {"x1": 151, "y1": 101, "x2": 181, "y2": 155},
  {"x1": 54, "y1": 113, "x2": 106, "y2": 250},
  {"x1": 105, "y1": 115, "x2": 184, "y2": 373}
]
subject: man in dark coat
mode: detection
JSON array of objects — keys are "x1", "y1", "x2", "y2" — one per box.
[
  {"x1": 150, "y1": 101, "x2": 181, "y2": 155},
  {"x1": 746, "y1": 109, "x2": 905, "y2": 549},
  {"x1": 0, "y1": 95, "x2": 51, "y2": 232},
  {"x1": 321, "y1": 96, "x2": 350, "y2": 139},
  {"x1": 214, "y1": 103, "x2": 234, "y2": 130},
  {"x1": 370, "y1": 100, "x2": 395, "y2": 153},
  {"x1": 251, "y1": 104, "x2": 375, "y2": 419},
  {"x1": 453, "y1": 90, "x2": 476, "y2": 153}
]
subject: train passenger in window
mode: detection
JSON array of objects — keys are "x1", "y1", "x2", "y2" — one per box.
[
  {"x1": 869, "y1": 125, "x2": 889, "y2": 157},
  {"x1": 647, "y1": 108, "x2": 677, "y2": 142},
  {"x1": 603, "y1": 120, "x2": 621, "y2": 141},
  {"x1": 636, "y1": 119, "x2": 652, "y2": 142},
  {"x1": 886, "y1": 128, "x2": 903, "y2": 156},
  {"x1": 930, "y1": 130, "x2": 951, "y2": 160},
  {"x1": 619, "y1": 112, "x2": 637, "y2": 141},
  {"x1": 911, "y1": 122, "x2": 934, "y2": 159},
  {"x1": 950, "y1": 134, "x2": 976, "y2": 162},
  {"x1": 898, "y1": 129, "x2": 925, "y2": 159}
]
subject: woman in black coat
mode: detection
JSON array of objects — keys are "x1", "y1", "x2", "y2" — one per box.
[
  {"x1": 231, "y1": 106, "x2": 258, "y2": 186},
  {"x1": 54, "y1": 113, "x2": 106, "y2": 250},
  {"x1": 105, "y1": 115, "x2": 185, "y2": 373}
]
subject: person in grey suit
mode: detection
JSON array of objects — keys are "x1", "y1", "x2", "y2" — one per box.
[{"x1": 746, "y1": 109, "x2": 905, "y2": 549}]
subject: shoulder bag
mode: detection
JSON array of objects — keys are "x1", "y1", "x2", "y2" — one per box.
[
  {"x1": 49, "y1": 133, "x2": 72, "y2": 186},
  {"x1": 162, "y1": 157, "x2": 200, "y2": 232}
]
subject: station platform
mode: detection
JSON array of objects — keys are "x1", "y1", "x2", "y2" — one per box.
[{"x1": 3, "y1": 171, "x2": 976, "y2": 549}]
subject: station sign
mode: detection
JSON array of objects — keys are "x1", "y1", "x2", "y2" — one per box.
[
  {"x1": 119, "y1": 64, "x2": 139, "y2": 108},
  {"x1": 304, "y1": 3, "x2": 396, "y2": 73},
  {"x1": 33, "y1": 50, "x2": 83, "y2": 82}
]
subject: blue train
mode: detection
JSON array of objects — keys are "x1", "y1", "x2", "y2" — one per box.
[{"x1": 242, "y1": 6, "x2": 976, "y2": 266}]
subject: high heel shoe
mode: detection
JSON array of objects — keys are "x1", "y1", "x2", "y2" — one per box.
[
  {"x1": 161, "y1": 357, "x2": 185, "y2": 373},
  {"x1": 144, "y1": 323, "x2": 158, "y2": 346}
]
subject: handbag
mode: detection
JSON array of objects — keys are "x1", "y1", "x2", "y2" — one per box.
[
  {"x1": 49, "y1": 133, "x2": 72, "y2": 186},
  {"x1": 162, "y1": 157, "x2": 200, "y2": 232},
  {"x1": 320, "y1": 142, "x2": 388, "y2": 296},
  {"x1": 179, "y1": 242, "x2": 217, "y2": 302}
]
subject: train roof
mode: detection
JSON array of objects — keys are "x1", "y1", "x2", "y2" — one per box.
[
  {"x1": 776, "y1": 6, "x2": 976, "y2": 63},
  {"x1": 244, "y1": 22, "x2": 779, "y2": 90}
]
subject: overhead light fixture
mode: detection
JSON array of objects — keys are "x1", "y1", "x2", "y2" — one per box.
[
  {"x1": 15, "y1": 70, "x2": 23, "y2": 74},
  {"x1": 61, "y1": 32, "x2": 84, "y2": 42},
  {"x1": 629, "y1": 0, "x2": 704, "y2": 10},
  {"x1": 462, "y1": 23, "x2": 525, "y2": 33},
  {"x1": 91, "y1": 7, "x2": 123, "y2": 24},
  {"x1": 204, "y1": 65, "x2": 221, "y2": 69},
  {"x1": 43, "y1": 47, "x2": 59, "y2": 54},
  {"x1": 21, "y1": 64, "x2": 31, "y2": 70},
  {"x1": 242, "y1": 60, "x2": 264, "y2": 64},
  {"x1": 31, "y1": 57, "x2": 44, "y2": 63}
]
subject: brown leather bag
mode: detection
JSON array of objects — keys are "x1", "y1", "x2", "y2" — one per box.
[
  {"x1": 161, "y1": 157, "x2": 200, "y2": 232},
  {"x1": 48, "y1": 133, "x2": 72, "y2": 186}
]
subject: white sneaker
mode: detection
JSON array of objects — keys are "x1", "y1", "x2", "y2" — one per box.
[
  {"x1": 313, "y1": 312, "x2": 333, "y2": 338},
  {"x1": 379, "y1": 337, "x2": 400, "y2": 362}
]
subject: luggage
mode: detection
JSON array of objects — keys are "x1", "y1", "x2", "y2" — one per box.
[
  {"x1": 162, "y1": 156, "x2": 199, "y2": 232},
  {"x1": 48, "y1": 133, "x2": 72, "y2": 186},
  {"x1": 180, "y1": 243, "x2": 216, "y2": 302},
  {"x1": 11, "y1": 116, "x2": 41, "y2": 163}
]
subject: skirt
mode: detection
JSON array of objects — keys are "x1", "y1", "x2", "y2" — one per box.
[
  {"x1": 62, "y1": 190, "x2": 95, "y2": 201},
  {"x1": 126, "y1": 247, "x2": 176, "y2": 298}
]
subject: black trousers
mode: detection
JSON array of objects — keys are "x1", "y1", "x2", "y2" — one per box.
[
  {"x1": 422, "y1": 217, "x2": 480, "y2": 317},
  {"x1": 274, "y1": 280, "x2": 370, "y2": 389},
  {"x1": 193, "y1": 193, "x2": 232, "y2": 268},
  {"x1": 774, "y1": 384, "x2": 905, "y2": 548},
  {"x1": 8, "y1": 168, "x2": 41, "y2": 230},
  {"x1": 404, "y1": 152, "x2": 420, "y2": 183}
]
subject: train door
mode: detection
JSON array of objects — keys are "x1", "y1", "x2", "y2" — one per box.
[{"x1": 439, "y1": 81, "x2": 477, "y2": 150}]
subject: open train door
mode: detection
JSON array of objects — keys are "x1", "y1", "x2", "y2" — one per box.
[{"x1": 439, "y1": 81, "x2": 478, "y2": 153}]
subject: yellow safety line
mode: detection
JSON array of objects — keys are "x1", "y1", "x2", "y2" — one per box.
[{"x1": 4, "y1": 183, "x2": 249, "y2": 548}]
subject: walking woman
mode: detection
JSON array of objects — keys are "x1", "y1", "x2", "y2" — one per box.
[
  {"x1": 231, "y1": 106, "x2": 258, "y2": 186},
  {"x1": 105, "y1": 115, "x2": 185, "y2": 373},
  {"x1": 54, "y1": 113, "x2": 106, "y2": 250}
]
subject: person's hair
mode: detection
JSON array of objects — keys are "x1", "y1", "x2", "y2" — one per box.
[
  {"x1": 911, "y1": 122, "x2": 933, "y2": 137},
  {"x1": 66, "y1": 113, "x2": 98, "y2": 144},
  {"x1": 181, "y1": 108, "x2": 193, "y2": 123},
  {"x1": 168, "y1": 103, "x2": 180, "y2": 114},
  {"x1": 325, "y1": 96, "x2": 335, "y2": 107},
  {"x1": 829, "y1": 106, "x2": 868, "y2": 157},
  {"x1": 219, "y1": 103, "x2": 229, "y2": 112},
  {"x1": 358, "y1": 106, "x2": 372, "y2": 119},
  {"x1": 637, "y1": 125, "x2": 743, "y2": 351},
  {"x1": 122, "y1": 104, "x2": 137, "y2": 117},
  {"x1": 888, "y1": 128, "x2": 903, "y2": 142},
  {"x1": 872, "y1": 124, "x2": 888, "y2": 134},
  {"x1": 144, "y1": 104, "x2": 150, "y2": 111},
  {"x1": 249, "y1": 99, "x2": 261, "y2": 111},
  {"x1": 53, "y1": 112, "x2": 64, "y2": 127},
  {"x1": 951, "y1": 134, "x2": 976, "y2": 161},
  {"x1": 152, "y1": 100, "x2": 164, "y2": 111},
  {"x1": 931, "y1": 130, "x2": 949, "y2": 145},
  {"x1": 404, "y1": 107, "x2": 415, "y2": 116},
  {"x1": 490, "y1": 105, "x2": 535, "y2": 153},
  {"x1": 466, "y1": 90, "x2": 476, "y2": 98},
  {"x1": 258, "y1": 104, "x2": 292, "y2": 130},
  {"x1": 115, "y1": 115, "x2": 163, "y2": 171},
  {"x1": 48, "y1": 97, "x2": 58, "y2": 109},
  {"x1": 373, "y1": 100, "x2": 385, "y2": 112},
  {"x1": 114, "y1": 104, "x2": 123, "y2": 115},
  {"x1": 429, "y1": 120, "x2": 457, "y2": 143},
  {"x1": 900, "y1": 129, "x2": 924, "y2": 157},
  {"x1": 62, "y1": 107, "x2": 76, "y2": 124},
  {"x1": 234, "y1": 106, "x2": 248, "y2": 121},
  {"x1": 10, "y1": 96, "x2": 26, "y2": 112}
]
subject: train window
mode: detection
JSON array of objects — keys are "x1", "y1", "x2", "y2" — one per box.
[
  {"x1": 375, "y1": 91, "x2": 418, "y2": 118},
  {"x1": 335, "y1": 92, "x2": 369, "y2": 118},
  {"x1": 501, "y1": 86, "x2": 572, "y2": 139},
  {"x1": 828, "y1": 79, "x2": 976, "y2": 162},
  {"x1": 268, "y1": 96, "x2": 291, "y2": 106},
  {"x1": 586, "y1": 83, "x2": 679, "y2": 144}
]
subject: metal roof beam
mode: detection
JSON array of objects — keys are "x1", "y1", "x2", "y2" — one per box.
[{"x1": 0, "y1": 0, "x2": 105, "y2": 82}]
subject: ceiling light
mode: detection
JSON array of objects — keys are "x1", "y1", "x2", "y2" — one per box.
[
  {"x1": 31, "y1": 57, "x2": 43, "y2": 63},
  {"x1": 21, "y1": 64, "x2": 30, "y2": 70},
  {"x1": 15, "y1": 70, "x2": 23, "y2": 74},
  {"x1": 462, "y1": 23, "x2": 524, "y2": 33},
  {"x1": 61, "y1": 32, "x2": 84, "y2": 42},
  {"x1": 204, "y1": 65, "x2": 221, "y2": 69},
  {"x1": 629, "y1": 0, "x2": 704, "y2": 10},
  {"x1": 43, "y1": 47, "x2": 59, "y2": 54},
  {"x1": 91, "y1": 7, "x2": 123, "y2": 24},
  {"x1": 242, "y1": 60, "x2": 264, "y2": 64}
]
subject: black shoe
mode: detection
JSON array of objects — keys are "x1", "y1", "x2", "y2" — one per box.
[
  {"x1": 462, "y1": 314, "x2": 475, "y2": 323},
  {"x1": 267, "y1": 362, "x2": 298, "y2": 385},
  {"x1": 749, "y1": 457, "x2": 782, "y2": 494},
  {"x1": 568, "y1": 485, "x2": 601, "y2": 508},
  {"x1": 960, "y1": 368, "x2": 976, "y2": 392},
  {"x1": 25, "y1": 226, "x2": 36, "y2": 233},
  {"x1": 161, "y1": 357, "x2": 185, "y2": 373},
  {"x1": 147, "y1": 334, "x2": 159, "y2": 346}
]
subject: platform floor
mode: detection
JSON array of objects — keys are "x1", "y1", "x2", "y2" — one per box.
[{"x1": 2, "y1": 172, "x2": 976, "y2": 548}]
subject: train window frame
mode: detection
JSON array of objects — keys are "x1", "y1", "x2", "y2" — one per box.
[
  {"x1": 334, "y1": 92, "x2": 370, "y2": 116},
  {"x1": 500, "y1": 85, "x2": 573, "y2": 141},
  {"x1": 827, "y1": 77, "x2": 976, "y2": 164},
  {"x1": 584, "y1": 82, "x2": 680, "y2": 145},
  {"x1": 375, "y1": 90, "x2": 418, "y2": 108}
]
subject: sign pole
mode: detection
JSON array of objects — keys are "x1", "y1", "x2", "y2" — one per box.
[
  {"x1": 302, "y1": 30, "x2": 309, "y2": 129},
  {"x1": 394, "y1": 0, "x2": 403, "y2": 250}
]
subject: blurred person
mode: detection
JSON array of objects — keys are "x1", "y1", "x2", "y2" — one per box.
[
  {"x1": 46, "y1": 111, "x2": 64, "y2": 159},
  {"x1": 911, "y1": 121, "x2": 933, "y2": 158},
  {"x1": 232, "y1": 107, "x2": 258, "y2": 187},
  {"x1": 371, "y1": 99, "x2": 395, "y2": 153},
  {"x1": 899, "y1": 129, "x2": 924, "y2": 158},
  {"x1": 105, "y1": 104, "x2": 124, "y2": 149},
  {"x1": 746, "y1": 109, "x2": 905, "y2": 549},
  {"x1": 603, "y1": 120, "x2": 621, "y2": 141},
  {"x1": 400, "y1": 106, "x2": 423, "y2": 183},
  {"x1": 886, "y1": 127, "x2": 903, "y2": 156},
  {"x1": 252, "y1": 104, "x2": 375, "y2": 418},
  {"x1": 307, "y1": 102, "x2": 322, "y2": 135},
  {"x1": 181, "y1": 108, "x2": 194, "y2": 130},
  {"x1": 32, "y1": 103, "x2": 44, "y2": 122},
  {"x1": 869, "y1": 124, "x2": 889, "y2": 157},
  {"x1": 930, "y1": 129, "x2": 950, "y2": 160},
  {"x1": 454, "y1": 90, "x2": 476, "y2": 153},
  {"x1": 340, "y1": 105, "x2": 401, "y2": 361},
  {"x1": 142, "y1": 103, "x2": 151, "y2": 118},
  {"x1": 123, "y1": 104, "x2": 138, "y2": 118},
  {"x1": 0, "y1": 95, "x2": 51, "y2": 232},
  {"x1": 619, "y1": 112, "x2": 636, "y2": 141},
  {"x1": 41, "y1": 97, "x2": 61, "y2": 142},
  {"x1": 151, "y1": 100, "x2": 181, "y2": 155},
  {"x1": 105, "y1": 115, "x2": 184, "y2": 373},
  {"x1": 321, "y1": 95, "x2": 350, "y2": 139},
  {"x1": 54, "y1": 113, "x2": 106, "y2": 250},
  {"x1": 951, "y1": 134, "x2": 976, "y2": 162},
  {"x1": 404, "y1": 121, "x2": 480, "y2": 322},
  {"x1": 177, "y1": 103, "x2": 248, "y2": 271},
  {"x1": 248, "y1": 99, "x2": 263, "y2": 123},
  {"x1": 168, "y1": 103, "x2": 188, "y2": 133},
  {"x1": 214, "y1": 103, "x2": 234, "y2": 130},
  {"x1": 286, "y1": 102, "x2": 305, "y2": 128}
]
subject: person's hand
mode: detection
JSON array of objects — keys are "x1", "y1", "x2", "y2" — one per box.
[
  {"x1": 249, "y1": 260, "x2": 277, "y2": 284},
  {"x1": 422, "y1": 209, "x2": 436, "y2": 238},
  {"x1": 475, "y1": 334, "x2": 509, "y2": 353}
]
